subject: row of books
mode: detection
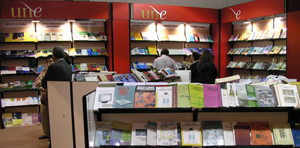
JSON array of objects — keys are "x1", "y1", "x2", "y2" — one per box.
[
  {"x1": 131, "y1": 47, "x2": 214, "y2": 56},
  {"x1": 2, "y1": 112, "x2": 40, "y2": 128},
  {"x1": 131, "y1": 45, "x2": 157, "y2": 55},
  {"x1": 1, "y1": 32, "x2": 107, "y2": 42},
  {"x1": 131, "y1": 32, "x2": 213, "y2": 42},
  {"x1": 0, "y1": 80, "x2": 36, "y2": 91},
  {"x1": 72, "y1": 63, "x2": 108, "y2": 72},
  {"x1": 1, "y1": 66, "x2": 32, "y2": 75},
  {"x1": 227, "y1": 61, "x2": 286, "y2": 71},
  {"x1": 0, "y1": 50, "x2": 36, "y2": 58},
  {"x1": 227, "y1": 45, "x2": 286, "y2": 55},
  {"x1": 1, "y1": 96, "x2": 40, "y2": 108},
  {"x1": 228, "y1": 28, "x2": 287, "y2": 41},
  {"x1": 94, "y1": 121, "x2": 300, "y2": 146},
  {"x1": 131, "y1": 62, "x2": 153, "y2": 70},
  {"x1": 67, "y1": 48, "x2": 108, "y2": 56},
  {"x1": 93, "y1": 80, "x2": 300, "y2": 109}
]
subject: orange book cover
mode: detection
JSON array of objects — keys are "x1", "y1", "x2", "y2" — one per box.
[{"x1": 250, "y1": 121, "x2": 273, "y2": 145}]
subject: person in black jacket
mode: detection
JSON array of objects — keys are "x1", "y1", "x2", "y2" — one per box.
[
  {"x1": 188, "y1": 52, "x2": 200, "y2": 83},
  {"x1": 196, "y1": 50, "x2": 218, "y2": 84}
]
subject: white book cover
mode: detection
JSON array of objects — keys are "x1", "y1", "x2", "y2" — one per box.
[
  {"x1": 131, "y1": 122, "x2": 147, "y2": 145},
  {"x1": 93, "y1": 87, "x2": 115, "y2": 110},
  {"x1": 276, "y1": 84, "x2": 300, "y2": 107},
  {"x1": 95, "y1": 122, "x2": 112, "y2": 146},
  {"x1": 232, "y1": 83, "x2": 240, "y2": 106},
  {"x1": 50, "y1": 32, "x2": 58, "y2": 41},
  {"x1": 221, "y1": 89, "x2": 229, "y2": 107},
  {"x1": 81, "y1": 49, "x2": 88, "y2": 55},
  {"x1": 156, "y1": 86, "x2": 173, "y2": 108},
  {"x1": 168, "y1": 35, "x2": 186, "y2": 41},
  {"x1": 141, "y1": 32, "x2": 158, "y2": 40},
  {"x1": 131, "y1": 47, "x2": 139, "y2": 55},
  {"x1": 227, "y1": 83, "x2": 236, "y2": 107},
  {"x1": 80, "y1": 63, "x2": 88, "y2": 71},
  {"x1": 168, "y1": 49, "x2": 186, "y2": 55},
  {"x1": 147, "y1": 121, "x2": 157, "y2": 146},
  {"x1": 222, "y1": 121, "x2": 235, "y2": 146},
  {"x1": 235, "y1": 83, "x2": 248, "y2": 107},
  {"x1": 37, "y1": 32, "x2": 45, "y2": 41},
  {"x1": 57, "y1": 32, "x2": 65, "y2": 41},
  {"x1": 64, "y1": 49, "x2": 69, "y2": 54},
  {"x1": 181, "y1": 122, "x2": 202, "y2": 146},
  {"x1": 45, "y1": 33, "x2": 51, "y2": 41},
  {"x1": 157, "y1": 121, "x2": 177, "y2": 146},
  {"x1": 22, "y1": 113, "x2": 33, "y2": 126}
]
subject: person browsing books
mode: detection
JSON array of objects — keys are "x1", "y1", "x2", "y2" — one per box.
[
  {"x1": 153, "y1": 48, "x2": 179, "y2": 70},
  {"x1": 188, "y1": 52, "x2": 200, "y2": 83},
  {"x1": 196, "y1": 50, "x2": 218, "y2": 84},
  {"x1": 35, "y1": 55, "x2": 54, "y2": 140}
]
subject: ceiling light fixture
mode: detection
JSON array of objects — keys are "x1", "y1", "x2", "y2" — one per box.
[{"x1": 243, "y1": 19, "x2": 251, "y2": 24}]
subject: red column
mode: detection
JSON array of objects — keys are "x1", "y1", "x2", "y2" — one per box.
[
  {"x1": 112, "y1": 3, "x2": 130, "y2": 73},
  {"x1": 220, "y1": 23, "x2": 232, "y2": 78},
  {"x1": 286, "y1": 10, "x2": 300, "y2": 80},
  {"x1": 211, "y1": 23, "x2": 220, "y2": 74}
]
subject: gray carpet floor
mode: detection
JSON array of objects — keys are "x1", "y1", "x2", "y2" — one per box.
[{"x1": 0, "y1": 124, "x2": 49, "y2": 148}]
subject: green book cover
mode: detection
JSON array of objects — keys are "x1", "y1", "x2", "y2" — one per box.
[
  {"x1": 245, "y1": 84, "x2": 258, "y2": 107},
  {"x1": 177, "y1": 85, "x2": 191, "y2": 108},
  {"x1": 188, "y1": 84, "x2": 204, "y2": 108}
]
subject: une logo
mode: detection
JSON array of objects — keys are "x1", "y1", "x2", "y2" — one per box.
[
  {"x1": 11, "y1": 2, "x2": 42, "y2": 18},
  {"x1": 230, "y1": 8, "x2": 241, "y2": 20},
  {"x1": 142, "y1": 6, "x2": 167, "y2": 20}
]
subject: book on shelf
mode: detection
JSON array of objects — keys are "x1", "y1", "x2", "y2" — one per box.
[
  {"x1": 254, "y1": 84, "x2": 277, "y2": 107},
  {"x1": 12, "y1": 112, "x2": 22, "y2": 126},
  {"x1": 269, "y1": 46, "x2": 283, "y2": 54},
  {"x1": 141, "y1": 32, "x2": 158, "y2": 40},
  {"x1": 168, "y1": 34, "x2": 186, "y2": 41},
  {"x1": 155, "y1": 86, "x2": 174, "y2": 108},
  {"x1": 267, "y1": 29, "x2": 275, "y2": 39},
  {"x1": 223, "y1": 121, "x2": 235, "y2": 145},
  {"x1": 234, "y1": 34, "x2": 242, "y2": 41},
  {"x1": 181, "y1": 122, "x2": 202, "y2": 146},
  {"x1": 99, "y1": 33, "x2": 107, "y2": 41},
  {"x1": 92, "y1": 49, "x2": 99, "y2": 55},
  {"x1": 87, "y1": 49, "x2": 93, "y2": 55},
  {"x1": 274, "y1": 84, "x2": 300, "y2": 107},
  {"x1": 134, "y1": 85, "x2": 156, "y2": 108},
  {"x1": 234, "y1": 122, "x2": 251, "y2": 145},
  {"x1": 95, "y1": 122, "x2": 112, "y2": 146},
  {"x1": 261, "y1": 30, "x2": 270, "y2": 39},
  {"x1": 130, "y1": 32, "x2": 135, "y2": 40},
  {"x1": 290, "y1": 122, "x2": 300, "y2": 146},
  {"x1": 157, "y1": 121, "x2": 178, "y2": 145},
  {"x1": 272, "y1": 123, "x2": 294, "y2": 145},
  {"x1": 50, "y1": 32, "x2": 58, "y2": 41},
  {"x1": 227, "y1": 83, "x2": 238, "y2": 107},
  {"x1": 250, "y1": 121, "x2": 273, "y2": 145},
  {"x1": 148, "y1": 45, "x2": 157, "y2": 55},
  {"x1": 215, "y1": 75, "x2": 240, "y2": 84},
  {"x1": 194, "y1": 34, "x2": 200, "y2": 42},
  {"x1": 93, "y1": 87, "x2": 115, "y2": 110},
  {"x1": 110, "y1": 122, "x2": 132, "y2": 146},
  {"x1": 273, "y1": 28, "x2": 283, "y2": 39},
  {"x1": 228, "y1": 34, "x2": 238, "y2": 41},
  {"x1": 280, "y1": 28, "x2": 287, "y2": 38},
  {"x1": 131, "y1": 122, "x2": 147, "y2": 145},
  {"x1": 203, "y1": 84, "x2": 221, "y2": 107},
  {"x1": 2, "y1": 113, "x2": 13, "y2": 127},
  {"x1": 146, "y1": 121, "x2": 157, "y2": 146},
  {"x1": 188, "y1": 34, "x2": 195, "y2": 42},
  {"x1": 202, "y1": 121, "x2": 224, "y2": 146},
  {"x1": 189, "y1": 83, "x2": 204, "y2": 108},
  {"x1": 279, "y1": 46, "x2": 287, "y2": 54},
  {"x1": 261, "y1": 45, "x2": 273, "y2": 54},
  {"x1": 134, "y1": 32, "x2": 143, "y2": 40},
  {"x1": 113, "y1": 85, "x2": 135, "y2": 108},
  {"x1": 22, "y1": 113, "x2": 33, "y2": 126},
  {"x1": 254, "y1": 31, "x2": 264, "y2": 40}
]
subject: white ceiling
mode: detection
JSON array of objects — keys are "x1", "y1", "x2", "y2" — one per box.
[{"x1": 90, "y1": 0, "x2": 255, "y2": 9}]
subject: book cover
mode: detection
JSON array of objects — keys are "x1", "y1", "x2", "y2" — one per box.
[
  {"x1": 93, "y1": 87, "x2": 115, "y2": 109},
  {"x1": 189, "y1": 83, "x2": 204, "y2": 108},
  {"x1": 113, "y1": 76, "x2": 123, "y2": 82},
  {"x1": 181, "y1": 122, "x2": 202, "y2": 146},
  {"x1": 254, "y1": 84, "x2": 276, "y2": 107},
  {"x1": 124, "y1": 74, "x2": 137, "y2": 82},
  {"x1": 157, "y1": 121, "x2": 178, "y2": 145},
  {"x1": 234, "y1": 122, "x2": 251, "y2": 145},
  {"x1": 92, "y1": 49, "x2": 99, "y2": 55},
  {"x1": 203, "y1": 84, "x2": 220, "y2": 107},
  {"x1": 50, "y1": 32, "x2": 58, "y2": 41},
  {"x1": 202, "y1": 121, "x2": 224, "y2": 146},
  {"x1": 75, "y1": 49, "x2": 82, "y2": 56},
  {"x1": 147, "y1": 121, "x2": 157, "y2": 146},
  {"x1": 156, "y1": 86, "x2": 173, "y2": 108},
  {"x1": 280, "y1": 28, "x2": 287, "y2": 38},
  {"x1": 276, "y1": 84, "x2": 300, "y2": 107},
  {"x1": 188, "y1": 34, "x2": 195, "y2": 42},
  {"x1": 134, "y1": 32, "x2": 143, "y2": 40},
  {"x1": 141, "y1": 32, "x2": 158, "y2": 40},
  {"x1": 177, "y1": 84, "x2": 191, "y2": 108},
  {"x1": 223, "y1": 121, "x2": 235, "y2": 146},
  {"x1": 131, "y1": 122, "x2": 147, "y2": 145},
  {"x1": 113, "y1": 86, "x2": 135, "y2": 108},
  {"x1": 227, "y1": 83, "x2": 237, "y2": 107},
  {"x1": 69, "y1": 48, "x2": 76, "y2": 56},
  {"x1": 87, "y1": 49, "x2": 93, "y2": 55},
  {"x1": 22, "y1": 113, "x2": 33, "y2": 126},
  {"x1": 32, "y1": 113, "x2": 39, "y2": 124},
  {"x1": 250, "y1": 121, "x2": 273, "y2": 145},
  {"x1": 2, "y1": 113, "x2": 13, "y2": 127},
  {"x1": 148, "y1": 45, "x2": 157, "y2": 55},
  {"x1": 110, "y1": 122, "x2": 132, "y2": 146},
  {"x1": 95, "y1": 122, "x2": 112, "y2": 146},
  {"x1": 106, "y1": 74, "x2": 116, "y2": 82},
  {"x1": 269, "y1": 46, "x2": 283, "y2": 54},
  {"x1": 134, "y1": 85, "x2": 156, "y2": 108},
  {"x1": 290, "y1": 122, "x2": 300, "y2": 146},
  {"x1": 272, "y1": 123, "x2": 294, "y2": 145}
]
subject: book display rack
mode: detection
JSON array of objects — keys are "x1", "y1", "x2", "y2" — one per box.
[
  {"x1": 227, "y1": 15, "x2": 287, "y2": 78},
  {"x1": 130, "y1": 21, "x2": 213, "y2": 70}
]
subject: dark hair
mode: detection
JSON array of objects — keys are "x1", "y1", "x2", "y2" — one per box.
[
  {"x1": 64, "y1": 52, "x2": 71, "y2": 65},
  {"x1": 161, "y1": 48, "x2": 169, "y2": 55},
  {"x1": 52, "y1": 46, "x2": 64, "y2": 59},
  {"x1": 192, "y1": 52, "x2": 200, "y2": 61},
  {"x1": 200, "y1": 50, "x2": 214, "y2": 62},
  {"x1": 45, "y1": 55, "x2": 53, "y2": 61}
]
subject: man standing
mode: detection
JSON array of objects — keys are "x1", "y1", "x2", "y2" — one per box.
[
  {"x1": 153, "y1": 48, "x2": 179, "y2": 70},
  {"x1": 41, "y1": 45, "x2": 72, "y2": 148}
]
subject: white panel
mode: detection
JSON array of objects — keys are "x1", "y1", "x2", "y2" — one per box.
[{"x1": 48, "y1": 81, "x2": 73, "y2": 148}]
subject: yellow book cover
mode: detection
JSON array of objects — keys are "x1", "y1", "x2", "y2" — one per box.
[
  {"x1": 272, "y1": 123, "x2": 294, "y2": 145},
  {"x1": 181, "y1": 122, "x2": 202, "y2": 146},
  {"x1": 291, "y1": 82, "x2": 300, "y2": 99},
  {"x1": 188, "y1": 83, "x2": 204, "y2": 108},
  {"x1": 69, "y1": 48, "x2": 76, "y2": 56},
  {"x1": 24, "y1": 32, "x2": 37, "y2": 42},
  {"x1": 3, "y1": 113, "x2": 13, "y2": 127},
  {"x1": 134, "y1": 32, "x2": 143, "y2": 40},
  {"x1": 164, "y1": 34, "x2": 170, "y2": 40},
  {"x1": 130, "y1": 32, "x2": 135, "y2": 40},
  {"x1": 147, "y1": 45, "x2": 157, "y2": 55},
  {"x1": 5, "y1": 33, "x2": 13, "y2": 42},
  {"x1": 238, "y1": 33, "x2": 247, "y2": 41}
]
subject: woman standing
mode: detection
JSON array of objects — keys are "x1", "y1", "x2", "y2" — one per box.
[{"x1": 196, "y1": 50, "x2": 218, "y2": 84}]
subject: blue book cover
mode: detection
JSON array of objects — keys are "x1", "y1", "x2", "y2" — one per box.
[
  {"x1": 129, "y1": 73, "x2": 141, "y2": 82},
  {"x1": 189, "y1": 34, "x2": 195, "y2": 42},
  {"x1": 113, "y1": 76, "x2": 122, "y2": 82},
  {"x1": 135, "y1": 62, "x2": 140, "y2": 69},
  {"x1": 124, "y1": 74, "x2": 136, "y2": 82},
  {"x1": 110, "y1": 122, "x2": 132, "y2": 146},
  {"x1": 247, "y1": 47, "x2": 255, "y2": 55},
  {"x1": 139, "y1": 49, "x2": 145, "y2": 54},
  {"x1": 291, "y1": 122, "x2": 300, "y2": 146},
  {"x1": 102, "y1": 65, "x2": 108, "y2": 71},
  {"x1": 119, "y1": 75, "x2": 129, "y2": 82},
  {"x1": 87, "y1": 49, "x2": 93, "y2": 55},
  {"x1": 113, "y1": 86, "x2": 136, "y2": 108}
]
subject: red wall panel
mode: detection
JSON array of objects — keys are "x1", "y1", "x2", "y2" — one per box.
[
  {"x1": 113, "y1": 3, "x2": 130, "y2": 20},
  {"x1": 211, "y1": 24, "x2": 220, "y2": 75},
  {"x1": 220, "y1": 23, "x2": 232, "y2": 78},
  {"x1": 287, "y1": 11, "x2": 300, "y2": 80},
  {"x1": 113, "y1": 20, "x2": 130, "y2": 73},
  {"x1": 106, "y1": 19, "x2": 112, "y2": 71}
]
